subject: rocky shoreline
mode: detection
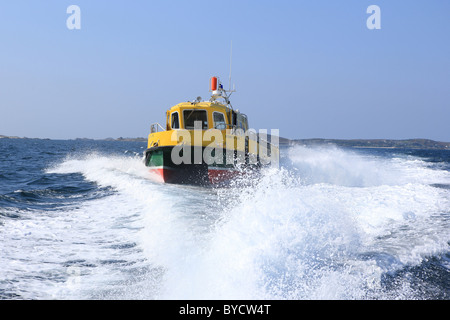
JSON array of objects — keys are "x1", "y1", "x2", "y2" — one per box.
[
  {"x1": 1, "y1": 135, "x2": 449, "y2": 150},
  {"x1": 0, "y1": 135, "x2": 146, "y2": 142},
  {"x1": 286, "y1": 138, "x2": 450, "y2": 150}
]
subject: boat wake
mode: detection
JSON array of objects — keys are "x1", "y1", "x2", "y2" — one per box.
[{"x1": 2, "y1": 145, "x2": 449, "y2": 299}]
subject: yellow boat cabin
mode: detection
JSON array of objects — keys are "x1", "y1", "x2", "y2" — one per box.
[{"x1": 144, "y1": 76, "x2": 277, "y2": 185}]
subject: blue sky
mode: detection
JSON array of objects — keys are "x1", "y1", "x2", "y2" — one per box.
[{"x1": 0, "y1": 0, "x2": 449, "y2": 141}]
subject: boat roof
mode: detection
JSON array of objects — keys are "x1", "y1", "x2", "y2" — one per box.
[{"x1": 168, "y1": 101, "x2": 230, "y2": 112}]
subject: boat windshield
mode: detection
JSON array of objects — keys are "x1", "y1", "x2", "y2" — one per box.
[
  {"x1": 171, "y1": 112, "x2": 179, "y2": 129},
  {"x1": 237, "y1": 113, "x2": 249, "y2": 131},
  {"x1": 183, "y1": 110, "x2": 208, "y2": 130},
  {"x1": 213, "y1": 112, "x2": 226, "y2": 130}
]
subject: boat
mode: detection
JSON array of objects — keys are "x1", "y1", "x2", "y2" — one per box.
[{"x1": 144, "y1": 76, "x2": 278, "y2": 185}]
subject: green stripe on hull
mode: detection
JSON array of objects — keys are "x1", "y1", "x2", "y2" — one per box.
[
  {"x1": 145, "y1": 146, "x2": 260, "y2": 169},
  {"x1": 147, "y1": 149, "x2": 164, "y2": 167}
]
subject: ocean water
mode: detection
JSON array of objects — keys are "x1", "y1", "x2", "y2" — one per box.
[{"x1": 0, "y1": 138, "x2": 449, "y2": 300}]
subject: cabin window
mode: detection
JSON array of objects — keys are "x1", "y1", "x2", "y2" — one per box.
[
  {"x1": 171, "y1": 112, "x2": 179, "y2": 129},
  {"x1": 236, "y1": 113, "x2": 248, "y2": 131},
  {"x1": 213, "y1": 112, "x2": 226, "y2": 130},
  {"x1": 183, "y1": 110, "x2": 208, "y2": 130}
]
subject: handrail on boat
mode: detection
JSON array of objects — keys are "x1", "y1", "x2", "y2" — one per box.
[{"x1": 150, "y1": 123, "x2": 165, "y2": 133}]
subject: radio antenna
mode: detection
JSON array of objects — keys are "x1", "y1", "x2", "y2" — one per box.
[
  {"x1": 209, "y1": 41, "x2": 235, "y2": 106},
  {"x1": 228, "y1": 40, "x2": 233, "y2": 92}
]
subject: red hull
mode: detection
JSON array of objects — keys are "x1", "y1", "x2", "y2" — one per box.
[
  {"x1": 148, "y1": 166, "x2": 242, "y2": 185},
  {"x1": 207, "y1": 167, "x2": 243, "y2": 184}
]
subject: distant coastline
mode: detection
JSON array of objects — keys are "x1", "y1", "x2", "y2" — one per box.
[
  {"x1": 1, "y1": 135, "x2": 449, "y2": 150},
  {"x1": 76, "y1": 137, "x2": 148, "y2": 142},
  {"x1": 282, "y1": 138, "x2": 450, "y2": 150},
  {"x1": 0, "y1": 135, "x2": 147, "y2": 142}
]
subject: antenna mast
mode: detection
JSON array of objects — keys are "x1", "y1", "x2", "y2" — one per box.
[
  {"x1": 229, "y1": 40, "x2": 233, "y2": 92},
  {"x1": 209, "y1": 41, "x2": 236, "y2": 106}
]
